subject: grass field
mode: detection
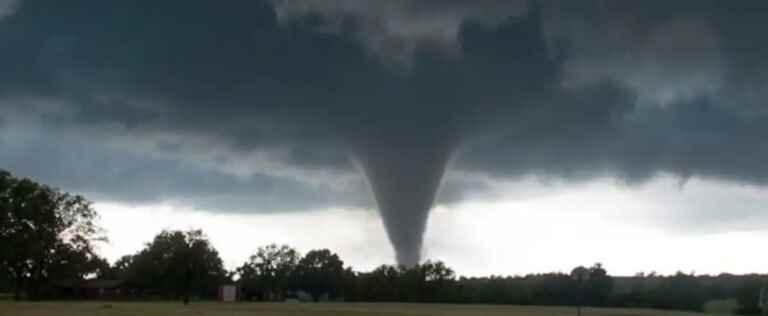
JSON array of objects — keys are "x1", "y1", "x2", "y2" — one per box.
[{"x1": 0, "y1": 302, "x2": 726, "y2": 316}]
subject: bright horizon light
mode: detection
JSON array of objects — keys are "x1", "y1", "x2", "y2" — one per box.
[{"x1": 95, "y1": 175, "x2": 768, "y2": 277}]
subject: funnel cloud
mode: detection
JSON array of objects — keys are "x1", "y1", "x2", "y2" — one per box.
[
  {"x1": 1, "y1": 0, "x2": 768, "y2": 265},
  {"x1": 354, "y1": 135, "x2": 455, "y2": 266}
]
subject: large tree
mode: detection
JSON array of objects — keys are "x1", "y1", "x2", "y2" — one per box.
[
  {"x1": 0, "y1": 169, "x2": 104, "y2": 300},
  {"x1": 236, "y1": 244, "x2": 299, "y2": 301},
  {"x1": 585, "y1": 263, "x2": 613, "y2": 306},
  {"x1": 118, "y1": 229, "x2": 228, "y2": 303},
  {"x1": 420, "y1": 261, "x2": 457, "y2": 302},
  {"x1": 295, "y1": 249, "x2": 346, "y2": 301}
]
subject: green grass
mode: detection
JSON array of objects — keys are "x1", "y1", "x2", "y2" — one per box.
[
  {"x1": 0, "y1": 302, "x2": 726, "y2": 316},
  {"x1": 703, "y1": 299, "x2": 739, "y2": 315}
]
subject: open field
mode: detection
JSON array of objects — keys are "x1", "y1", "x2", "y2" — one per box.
[{"x1": 0, "y1": 302, "x2": 726, "y2": 316}]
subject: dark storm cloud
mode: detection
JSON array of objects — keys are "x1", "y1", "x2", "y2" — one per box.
[
  {"x1": 0, "y1": 0, "x2": 18, "y2": 18},
  {"x1": 1, "y1": 0, "x2": 768, "y2": 264},
  {"x1": 0, "y1": 120, "x2": 372, "y2": 212}
]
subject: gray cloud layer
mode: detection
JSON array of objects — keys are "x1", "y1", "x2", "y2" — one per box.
[
  {"x1": 270, "y1": 0, "x2": 528, "y2": 65},
  {"x1": 1, "y1": 0, "x2": 767, "y2": 264}
]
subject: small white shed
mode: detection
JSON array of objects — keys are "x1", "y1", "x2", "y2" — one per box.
[{"x1": 218, "y1": 285, "x2": 238, "y2": 302}]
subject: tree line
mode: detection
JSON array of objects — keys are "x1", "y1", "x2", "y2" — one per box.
[{"x1": 1, "y1": 169, "x2": 766, "y2": 314}]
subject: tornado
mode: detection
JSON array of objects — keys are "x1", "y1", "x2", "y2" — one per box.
[{"x1": 354, "y1": 138, "x2": 454, "y2": 267}]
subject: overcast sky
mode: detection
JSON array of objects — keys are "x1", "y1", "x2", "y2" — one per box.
[{"x1": 1, "y1": 0, "x2": 768, "y2": 275}]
